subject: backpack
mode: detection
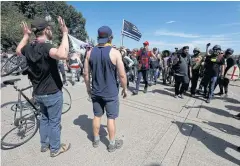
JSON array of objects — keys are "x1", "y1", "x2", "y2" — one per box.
[{"x1": 138, "y1": 50, "x2": 150, "y2": 70}]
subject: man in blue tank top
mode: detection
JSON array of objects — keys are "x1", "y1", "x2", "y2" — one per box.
[{"x1": 83, "y1": 26, "x2": 127, "y2": 152}]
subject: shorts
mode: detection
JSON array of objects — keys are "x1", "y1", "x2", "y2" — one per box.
[{"x1": 91, "y1": 95, "x2": 119, "y2": 119}]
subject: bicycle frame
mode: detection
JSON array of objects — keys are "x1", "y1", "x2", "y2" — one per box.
[{"x1": 14, "y1": 85, "x2": 39, "y2": 120}]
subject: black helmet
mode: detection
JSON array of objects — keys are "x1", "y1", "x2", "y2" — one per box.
[
  {"x1": 212, "y1": 45, "x2": 221, "y2": 51},
  {"x1": 153, "y1": 47, "x2": 157, "y2": 51},
  {"x1": 225, "y1": 48, "x2": 234, "y2": 55},
  {"x1": 193, "y1": 47, "x2": 200, "y2": 54}
]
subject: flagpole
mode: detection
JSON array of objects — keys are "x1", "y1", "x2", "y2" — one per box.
[{"x1": 121, "y1": 19, "x2": 124, "y2": 46}]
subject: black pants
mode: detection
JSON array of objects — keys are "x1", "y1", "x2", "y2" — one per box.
[
  {"x1": 135, "y1": 70, "x2": 149, "y2": 92},
  {"x1": 174, "y1": 75, "x2": 189, "y2": 95},
  {"x1": 191, "y1": 70, "x2": 200, "y2": 94},
  {"x1": 218, "y1": 77, "x2": 230, "y2": 94}
]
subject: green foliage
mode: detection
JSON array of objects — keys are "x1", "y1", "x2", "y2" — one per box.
[{"x1": 1, "y1": 1, "x2": 88, "y2": 52}]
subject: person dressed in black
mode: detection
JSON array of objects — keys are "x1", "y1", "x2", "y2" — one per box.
[
  {"x1": 172, "y1": 46, "x2": 192, "y2": 99},
  {"x1": 202, "y1": 45, "x2": 225, "y2": 103},
  {"x1": 16, "y1": 17, "x2": 71, "y2": 157},
  {"x1": 215, "y1": 48, "x2": 235, "y2": 97},
  {"x1": 190, "y1": 47, "x2": 203, "y2": 97}
]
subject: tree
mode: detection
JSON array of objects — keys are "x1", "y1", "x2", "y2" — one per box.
[
  {"x1": 89, "y1": 38, "x2": 96, "y2": 46},
  {"x1": 1, "y1": 2, "x2": 30, "y2": 52},
  {"x1": 1, "y1": 1, "x2": 88, "y2": 52}
]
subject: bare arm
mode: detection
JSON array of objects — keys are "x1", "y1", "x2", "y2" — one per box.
[
  {"x1": 49, "y1": 33, "x2": 69, "y2": 60},
  {"x1": 151, "y1": 51, "x2": 157, "y2": 59},
  {"x1": 83, "y1": 50, "x2": 91, "y2": 93},
  {"x1": 221, "y1": 65, "x2": 225, "y2": 76},
  {"x1": 124, "y1": 56, "x2": 134, "y2": 68},
  {"x1": 116, "y1": 51, "x2": 127, "y2": 90},
  {"x1": 206, "y1": 44, "x2": 211, "y2": 56},
  {"x1": 16, "y1": 34, "x2": 29, "y2": 56},
  {"x1": 16, "y1": 22, "x2": 31, "y2": 55}
]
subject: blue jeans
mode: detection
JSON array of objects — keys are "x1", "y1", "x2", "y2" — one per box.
[
  {"x1": 203, "y1": 75, "x2": 218, "y2": 99},
  {"x1": 208, "y1": 76, "x2": 218, "y2": 99},
  {"x1": 35, "y1": 91, "x2": 63, "y2": 153},
  {"x1": 149, "y1": 68, "x2": 159, "y2": 83}
]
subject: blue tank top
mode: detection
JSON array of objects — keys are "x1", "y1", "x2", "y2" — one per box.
[{"x1": 89, "y1": 46, "x2": 118, "y2": 98}]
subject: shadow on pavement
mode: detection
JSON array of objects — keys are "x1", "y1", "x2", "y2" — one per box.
[
  {"x1": 229, "y1": 84, "x2": 240, "y2": 88},
  {"x1": 164, "y1": 87, "x2": 175, "y2": 93},
  {"x1": 1, "y1": 83, "x2": 7, "y2": 89},
  {"x1": 216, "y1": 96, "x2": 240, "y2": 104},
  {"x1": 173, "y1": 121, "x2": 240, "y2": 165},
  {"x1": 152, "y1": 89, "x2": 174, "y2": 97},
  {"x1": 144, "y1": 163, "x2": 161, "y2": 166},
  {"x1": 225, "y1": 105, "x2": 240, "y2": 112},
  {"x1": 203, "y1": 121, "x2": 240, "y2": 137},
  {"x1": 184, "y1": 105, "x2": 233, "y2": 118},
  {"x1": 73, "y1": 115, "x2": 109, "y2": 147}
]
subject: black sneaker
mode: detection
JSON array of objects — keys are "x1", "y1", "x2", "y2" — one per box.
[
  {"x1": 206, "y1": 98, "x2": 211, "y2": 103},
  {"x1": 63, "y1": 82, "x2": 68, "y2": 86},
  {"x1": 237, "y1": 146, "x2": 240, "y2": 152},
  {"x1": 215, "y1": 92, "x2": 223, "y2": 96},
  {"x1": 132, "y1": 90, "x2": 138, "y2": 95},
  {"x1": 92, "y1": 139, "x2": 100, "y2": 148},
  {"x1": 107, "y1": 139, "x2": 123, "y2": 153},
  {"x1": 143, "y1": 87, "x2": 148, "y2": 93},
  {"x1": 191, "y1": 94, "x2": 196, "y2": 98},
  {"x1": 178, "y1": 94, "x2": 184, "y2": 99},
  {"x1": 233, "y1": 114, "x2": 240, "y2": 120}
]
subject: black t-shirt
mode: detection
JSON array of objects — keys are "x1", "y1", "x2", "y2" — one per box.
[
  {"x1": 225, "y1": 56, "x2": 236, "y2": 75},
  {"x1": 204, "y1": 55, "x2": 225, "y2": 77},
  {"x1": 22, "y1": 43, "x2": 63, "y2": 95},
  {"x1": 173, "y1": 54, "x2": 192, "y2": 76}
]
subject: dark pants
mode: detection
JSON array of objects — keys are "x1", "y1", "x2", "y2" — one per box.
[
  {"x1": 35, "y1": 91, "x2": 63, "y2": 153},
  {"x1": 162, "y1": 67, "x2": 168, "y2": 83},
  {"x1": 135, "y1": 70, "x2": 148, "y2": 92},
  {"x1": 191, "y1": 70, "x2": 200, "y2": 95},
  {"x1": 218, "y1": 77, "x2": 230, "y2": 94},
  {"x1": 202, "y1": 75, "x2": 218, "y2": 99},
  {"x1": 174, "y1": 75, "x2": 189, "y2": 95}
]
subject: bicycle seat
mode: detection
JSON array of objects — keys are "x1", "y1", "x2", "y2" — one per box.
[{"x1": 3, "y1": 78, "x2": 21, "y2": 85}]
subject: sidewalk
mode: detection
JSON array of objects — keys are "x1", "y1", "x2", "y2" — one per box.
[{"x1": 1, "y1": 75, "x2": 240, "y2": 166}]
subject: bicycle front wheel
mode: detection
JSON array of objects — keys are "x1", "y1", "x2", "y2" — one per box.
[
  {"x1": 1, "y1": 105, "x2": 39, "y2": 148},
  {"x1": 62, "y1": 87, "x2": 72, "y2": 114}
]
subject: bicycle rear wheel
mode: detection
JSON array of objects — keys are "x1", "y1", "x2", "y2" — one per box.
[
  {"x1": 62, "y1": 87, "x2": 72, "y2": 114},
  {"x1": 1, "y1": 105, "x2": 39, "y2": 148},
  {"x1": 1, "y1": 54, "x2": 26, "y2": 77}
]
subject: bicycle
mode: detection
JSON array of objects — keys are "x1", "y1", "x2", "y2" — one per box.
[
  {"x1": 1, "y1": 78, "x2": 72, "y2": 148},
  {"x1": 1, "y1": 54, "x2": 24, "y2": 77}
]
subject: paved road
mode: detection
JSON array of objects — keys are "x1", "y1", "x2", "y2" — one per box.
[{"x1": 1, "y1": 74, "x2": 240, "y2": 166}]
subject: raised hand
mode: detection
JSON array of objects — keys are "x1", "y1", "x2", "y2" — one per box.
[
  {"x1": 21, "y1": 21, "x2": 31, "y2": 35},
  {"x1": 58, "y1": 16, "x2": 68, "y2": 34}
]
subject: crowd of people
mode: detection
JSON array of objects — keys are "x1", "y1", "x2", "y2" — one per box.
[{"x1": 11, "y1": 16, "x2": 240, "y2": 158}]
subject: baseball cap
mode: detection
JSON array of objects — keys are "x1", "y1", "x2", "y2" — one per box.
[
  {"x1": 143, "y1": 41, "x2": 149, "y2": 46},
  {"x1": 97, "y1": 26, "x2": 112, "y2": 44},
  {"x1": 31, "y1": 19, "x2": 50, "y2": 33}
]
